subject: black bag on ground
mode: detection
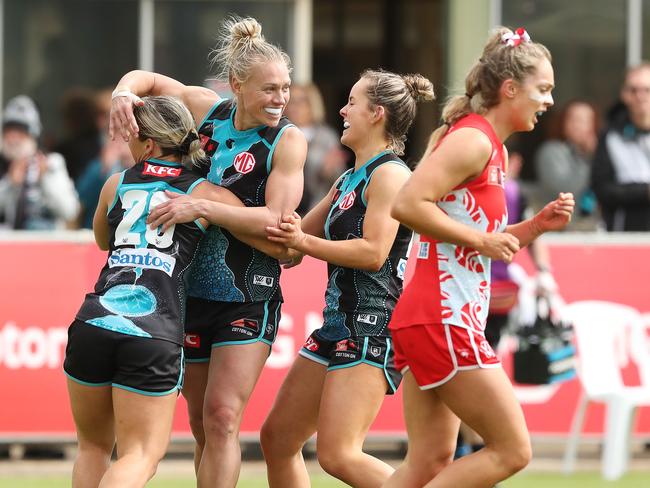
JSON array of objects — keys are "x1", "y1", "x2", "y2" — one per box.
[{"x1": 513, "y1": 298, "x2": 576, "y2": 385}]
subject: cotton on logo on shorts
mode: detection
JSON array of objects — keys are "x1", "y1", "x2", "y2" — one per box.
[
  {"x1": 253, "y1": 275, "x2": 274, "y2": 287},
  {"x1": 233, "y1": 152, "x2": 256, "y2": 174},
  {"x1": 184, "y1": 334, "x2": 201, "y2": 348}
]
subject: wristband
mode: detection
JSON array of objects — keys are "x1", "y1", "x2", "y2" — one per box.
[{"x1": 111, "y1": 86, "x2": 132, "y2": 100}]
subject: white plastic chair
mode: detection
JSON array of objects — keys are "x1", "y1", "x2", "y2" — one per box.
[{"x1": 562, "y1": 300, "x2": 650, "y2": 480}]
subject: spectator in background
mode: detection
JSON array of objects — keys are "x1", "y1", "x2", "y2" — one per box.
[
  {"x1": 592, "y1": 63, "x2": 650, "y2": 231},
  {"x1": 76, "y1": 89, "x2": 135, "y2": 229},
  {"x1": 535, "y1": 100, "x2": 599, "y2": 229},
  {"x1": 285, "y1": 83, "x2": 348, "y2": 214},
  {"x1": 54, "y1": 88, "x2": 102, "y2": 181},
  {"x1": 0, "y1": 95, "x2": 79, "y2": 230}
]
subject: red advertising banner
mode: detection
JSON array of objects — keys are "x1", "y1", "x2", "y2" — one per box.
[{"x1": 0, "y1": 233, "x2": 649, "y2": 439}]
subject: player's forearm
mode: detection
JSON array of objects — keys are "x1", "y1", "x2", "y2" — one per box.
[
  {"x1": 196, "y1": 200, "x2": 279, "y2": 238},
  {"x1": 294, "y1": 234, "x2": 386, "y2": 272}
]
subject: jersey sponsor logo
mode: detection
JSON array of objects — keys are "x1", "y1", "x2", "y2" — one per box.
[
  {"x1": 108, "y1": 248, "x2": 176, "y2": 276},
  {"x1": 369, "y1": 345, "x2": 382, "y2": 357},
  {"x1": 184, "y1": 333, "x2": 201, "y2": 348},
  {"x1": 487, "y1": 166, "x2": 505, "y2": 187},
  {"x1": 304, "y1": 336, "x2": 319, "y2": 352},
  {"x1": 230, "y1": 318, "x2": 259, "y2": 336},
  {"x1": 339, "y1": 191, "x2": 356, "y2": 210},
  {"x1": 253, "y1": 275, "x2": 274, "y2": 287},
  {"x1": 418, "y1": 241, "x2": 430, "y2": 259},
  {"x1": 142, "y1": 162, "x2": 181, "y2": 178},
  {"x1": 396, "y1": 258, "x2": 407, "y2": 280},
  {"x1": 233, "y1": 151, "x2": 256, "y2": 174},
  {"x1": 356, "y1": 313, "x2": 378, "y2": 325}
]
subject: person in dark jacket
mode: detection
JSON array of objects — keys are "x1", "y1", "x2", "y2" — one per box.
[{"x1": 592, "y1": 63, "x2": 650, "y2": 231}]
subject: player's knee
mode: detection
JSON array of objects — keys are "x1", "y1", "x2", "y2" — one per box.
[
  {"x1": 504, "y1": 441, "x2": 532, "y2": 475},
  {"x1": 491, "y1": 437, "x2": 532, "y2": 477},
  {"x1": 261, "y1": 415, "x2": 307, "y2": 459},
  {"x1": 316, "y1": 444, "x2": 355, "y2": 480},
  {"x1": 203, "y1": 404, "x2": 240, "y2": 440},
  {"x1": 259, "y1": 418, "x2": 279, "y2": 454},
  {"x1": 408, "y1": 447, "x2": 454, "y2": 482},
  {"x1": 78, "y1": 437, "x2": 114, "y2": 459}
]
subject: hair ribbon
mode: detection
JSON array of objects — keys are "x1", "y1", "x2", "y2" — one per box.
[{"x1": 501, "y1": 28, "x2": 531, "y2": 47}]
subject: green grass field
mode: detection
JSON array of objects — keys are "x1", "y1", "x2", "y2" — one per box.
[{"x1": 1, "y1": 472, "x2": 649, "y2": 487}]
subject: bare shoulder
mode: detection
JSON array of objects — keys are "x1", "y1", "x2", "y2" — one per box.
[
  {"x1": 366, "y1": 161, "x2": 410, "y2": 200},
  {"x1": 179, "y1": 86, "x2": 221, "y2": 125},
  {"x1": 424, "y1": 126, "x2": 493, "y2": 176},
  {"x1": 440, "y1": 126, "x2": 493, "y2": 159},
  {"x1": 272, "y1": 125, "x2": 307, "y2": 169},
  {"x1": 278, "y1": 125, "x2": 307, "y2": 147}
]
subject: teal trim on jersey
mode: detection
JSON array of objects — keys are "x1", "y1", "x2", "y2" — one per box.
[
  {"x1": 211, "y1": 338, "x2": 263, "y2": 347},
  {"x1": 197, "y1": 99, "x2": 228, "y2": 129},
  {"x1": 185, "y1": 357, "x2": 210, "y2": 363},
  {"x1": 177, "y1": 349, "x2": 185, "y2": 390},
  {"x1": 107, "y1": 171, "x2": 126, "y2": 214},
  {"x1": 64, "y1": 370, "x2": 112, "y2": 387},
  {"x1": 258, "y1": 300, "x2": 270, "y2": 339},
  {"x1": 323, "y1": 169, "x2": 353, "y2": 240},
  {"x1": 383, "y1": 338, "x2": 397, "y2": 392},
  {"x1": 360, "y1": 159, "x2": 410, "y2": 207},
  {"x1": 187, "y1": 177, "x2": 206, "y2": 194},
  {"x1": 112, "y1": 382, "x2": 179, "y2": 397},
  {"x1": 266, "y1": 123, "x2": 295, "y2": 174},
  {"x1": 327, "y1": 336, "x2": 369, "y2": 371},
  {"x1": 147, "y1": 158, "x2": 182, "y2": 167},
  {"x1": 194, "y1": 219, "x2": 207, "y2": 234}
]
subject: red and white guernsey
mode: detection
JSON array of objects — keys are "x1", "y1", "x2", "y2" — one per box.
[{"x1": 390, "y1": 113, "x2": 508, "y2": 335}]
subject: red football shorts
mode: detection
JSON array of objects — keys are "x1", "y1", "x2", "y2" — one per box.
[{"x1": 392, "y1": 323, "x2": 500, "y2": 389}]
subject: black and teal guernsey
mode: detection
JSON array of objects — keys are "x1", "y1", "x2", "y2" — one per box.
[
  {"x1": 76, "y1": 158, "x2": 206, "y2": 345},
  {"x1": 319, "y1": 151, "x2": 413, "y2": 341},
  {"x1": 186, "y1": 99, "x2": 295, "y2": 302}
]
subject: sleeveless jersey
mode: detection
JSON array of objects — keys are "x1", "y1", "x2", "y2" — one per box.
[
  {"x1": 390, "y1": 114, "x2": 508, "y2": 334},
  {"x1": 76, "y1": 158, "x2": 206, "y2": 345},
  {"x1": 319, "y1": 151, "x2": 413, "y2": 341},
  {"x1": 187, "y1": 99, "x2": 295, "y2": 302}
]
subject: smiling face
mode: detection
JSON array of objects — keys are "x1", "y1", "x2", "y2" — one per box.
[
  {"x1": 232, "y1": 61, "x2": 291, "y2": 129},
  {"x1": 511, "y1": 57, "x2": 555, "y2": 132},
  {"x1": 339, "y1": 78, "x2": 378, "y2": 150}
]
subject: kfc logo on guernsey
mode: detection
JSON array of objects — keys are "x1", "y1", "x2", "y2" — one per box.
[
  {"x1": 108, "y1": 248, "x2": 176, "y2": 276},
  {"x1": 233, "y1": 152, "x2": 256, "y2": 174},
  {"x1": 143, "y1": 163, "x2": 181, "y2": 178},
  {"x1": 339, "y1": 191, "x2": 356, "y2": 210}
]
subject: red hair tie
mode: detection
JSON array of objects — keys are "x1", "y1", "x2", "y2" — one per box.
[{"x1": 501, "y1": 27, "x2": 531, "y2": 47}]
